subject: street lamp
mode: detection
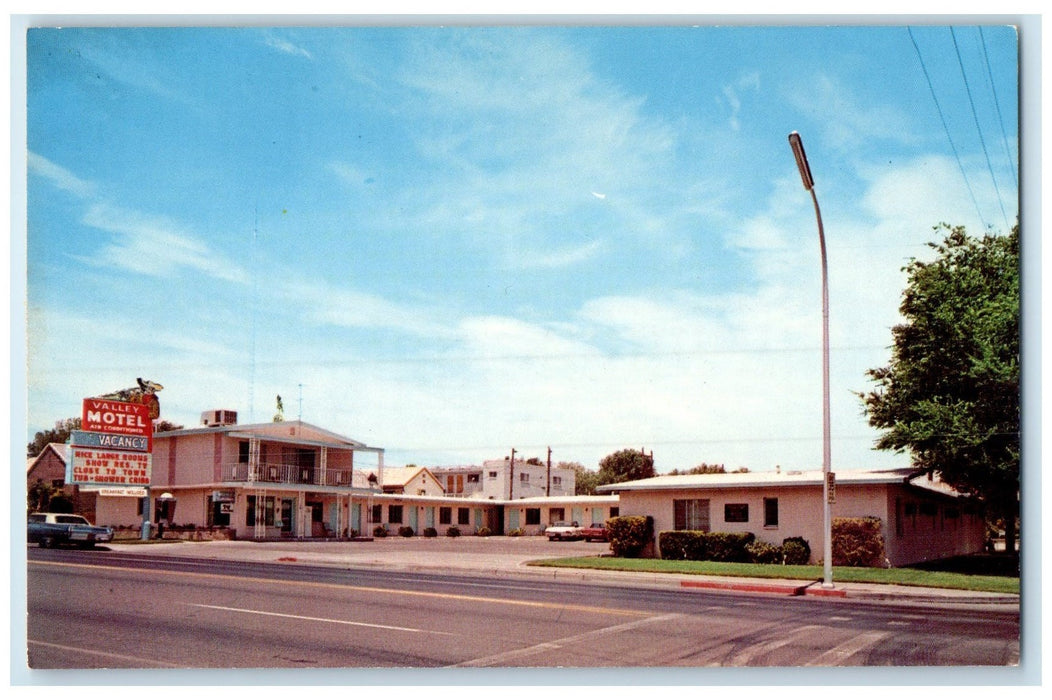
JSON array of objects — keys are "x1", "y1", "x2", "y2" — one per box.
[{"x1": 789, "y1": 131, "x2": 834, "y2": 589}]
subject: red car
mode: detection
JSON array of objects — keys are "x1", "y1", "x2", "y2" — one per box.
[{"x1": 580, "y1": 522, "x2": 609, "y2": 542}]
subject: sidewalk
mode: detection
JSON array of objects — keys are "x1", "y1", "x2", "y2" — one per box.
[{"x1": 106, "y1": 538, "x2": 1020, "y2": 607}]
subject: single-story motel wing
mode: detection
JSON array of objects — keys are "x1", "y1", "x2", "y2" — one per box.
[
  {"x1": 597, "y1": 468, "x2": 987, "y2": 567},
  {"x1": 29, "y1": 409, "x2": 986, "y2": 567}
]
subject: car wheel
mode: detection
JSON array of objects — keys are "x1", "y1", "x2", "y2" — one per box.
[{"x1": 38, "y1": 536, "x2": 53, "y2": 549}]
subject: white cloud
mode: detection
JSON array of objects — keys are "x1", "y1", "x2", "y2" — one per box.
[
  {"x1": 28, "y1": 152, "x2": 95, "y2": 198},
  {"x1": 81, "y1": 203, "x2": 248, "y2": 284},
  {"x1": 263, "y1": 35, "x2": 313, "y2": 60}
]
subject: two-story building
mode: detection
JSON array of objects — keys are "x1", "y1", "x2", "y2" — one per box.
[{"x1": 429, "y1": 459, "x2": 575, "y2": 500}]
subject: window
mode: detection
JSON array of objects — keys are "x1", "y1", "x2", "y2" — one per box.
[
  {"x1": 388, "y1": 505, "x2": 403, "y2": 524},
  {"x1": 552, "y1": 476, "x2": 562, "y2": 487},
  {"x1": 549, "y1": 508, "x2": 565, "y2": 522},
  {"x1": 724, "y1": 504, "x2": 749, "y2": 523},
  {"x1": 239, "y1": 441, "x2": 250, "y2": 464},
  {"x1": 439, "y1": 507, "x2": 452, "y2": 525},
  {"x1": 673, "y1": 499, "x2": 710, "y2": 531},
  {"x1": 370, "y1": 504, "x2": 382, "y2": 523},
  {"x1": 458, "y1": 507, "x2": 470, "y2": 525},
  {"x1": 525, "y1": 508, "x2": 541, "y2": 525},
  {"x1": 610, "y1": 507, "x2": 619, "y2": 517},
  {"x1": 467, "y1": 474, "x2": 480, "y2": 483},
  {"x1": 489, "y1": 471, "x2": 498, "y2": 478},
  {"x1": 520, "y1": 473, "x2": 529, "y2": 482},
  {"x1": 763, "y1": 498, "x2": 779, "y2": 527}
]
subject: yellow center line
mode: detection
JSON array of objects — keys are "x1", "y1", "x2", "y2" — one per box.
[{"x1": 29, "y1": 559, "x2": 649, "y2": 618}]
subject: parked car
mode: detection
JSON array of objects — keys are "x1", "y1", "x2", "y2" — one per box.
[
  {"x1": 545, "y1": 521, "x2": 582, "y2": 541},
  {"x1": 580, "y1": 522, "x2": 609, "y2": 542},
  {"x1": 27, "y1": 512, "x2": 114, "y2": 549}
]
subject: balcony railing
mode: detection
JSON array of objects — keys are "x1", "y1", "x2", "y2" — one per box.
[{"x1": 226, "y1": 462, "x2": 354, "y2": 487}]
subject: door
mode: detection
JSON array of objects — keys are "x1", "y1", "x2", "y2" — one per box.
[{"x1": 409, "y1": 505, "x2": 419, "y2": 532}]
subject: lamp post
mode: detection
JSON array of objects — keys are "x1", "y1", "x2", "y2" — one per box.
[{"x1": 789, "y1": 131, "x2": 834, "y2": 589}]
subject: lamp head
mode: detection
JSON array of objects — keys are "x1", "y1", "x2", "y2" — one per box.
[{"x1": 788, "y1": 131, "x2": 815, "y2": 191}]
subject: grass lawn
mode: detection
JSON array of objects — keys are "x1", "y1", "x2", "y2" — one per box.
[{"x1": 526, "y1": 556, "x2": 1019, "y2": 595}]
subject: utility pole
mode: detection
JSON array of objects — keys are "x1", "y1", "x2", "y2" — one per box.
[
  {"x1": 546, "y1": 446, "x2": 552, "y2": 497},
  {"x1": 509, "y1": 448, "x2": 516, "y2": 500}
]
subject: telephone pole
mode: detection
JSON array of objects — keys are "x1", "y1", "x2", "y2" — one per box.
[
  {"x1": 546, "y1": 446, "x2": 552, "y2": 496},
  {"x1": 509, "y1": 448, "x2": 516, "y2": 500}
]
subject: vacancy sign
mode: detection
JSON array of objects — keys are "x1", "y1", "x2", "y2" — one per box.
[{"x1": 71, "y1": 398, "x2": 154, "y2": 486}]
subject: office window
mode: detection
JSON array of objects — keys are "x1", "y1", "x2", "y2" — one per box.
[
  {"x1": 525, "y1": 508, "x2": 541, "y2": 525},
  {"x1": 673, "y1": 499, "x2": 710, "y2": 531},
  {"x1": 439, "y1": 507, "x2": 452, "y2": 525},
  {"x1": 388, "y1": 505, "x2": 403, "y2": 524},
  {"x1": 763, "y1": 498, "x2": 779, "y2": 527},
  {"x1": 458, "y1": 507, "x2": 470, "y2": 525},
  {"x1": 724, "y1": 504, "x2": 749, "y2": 523}
]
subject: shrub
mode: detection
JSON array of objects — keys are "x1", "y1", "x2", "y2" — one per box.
[
  {"x1": 372, "y1": 525, "x2": 388, "y2": 538},
  {"x1": 706, "y1": 532, "x2": 756, "y2": 562},
  {"x1": 832, "y1": 516, "x2": 885, "y2": 567},
  {"x1": 446, "y1": 526, "x2": 461, "y2": 538},
  {"x1": 658, "y1": 531, "x2": 756, "y2": 562},
  {"x1": 422, "y1": 527, "x2": 438, "y2": 538},
  {"x1": 781, "y1": 537, "x2": 811, "y2": 565},
  {"x1": 507, "y1": 528, "x2": 525, "y2": 537},
  {"x1": 476, "y1": 526, "x2": 492, "y2": 537},
  {"x1": 397, "y1": 526, "x2": 415, "y2": 538},
  {"x1": 658, "y1": 531, "x2": 706, "y2": 560},
  {"x1": 607, "y1": 516, "x2": 653, "y2": 558},
  {"x1": 746, "y1": 540, "x2": 782, "y2": 564}
]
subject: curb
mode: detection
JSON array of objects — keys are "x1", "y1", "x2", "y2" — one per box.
[{"x1": 680, "y1": 579, "x2": 846, "y2": 597}]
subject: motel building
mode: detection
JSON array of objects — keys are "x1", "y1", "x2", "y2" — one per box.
[
  {"x1": 598, "y1": 467, "x2": 988, "y2": 567},
  {"x1": 86, "y1": 410, "x2": 615, "y2": 539}
]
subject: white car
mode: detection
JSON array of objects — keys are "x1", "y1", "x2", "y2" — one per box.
[{"x1": 545, "y1": 521, "x2": 582, "y2": 541}]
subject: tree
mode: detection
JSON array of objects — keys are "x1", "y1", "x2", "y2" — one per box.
[
  {"x1": 861, "y1": 223, "x2": 1019, "y2": 552},
  {"x1": 27, "y1": 418, "x2": 81, "y2": 456},
  {"x1": 563, "y1": 462, "x2": 599, "y2": 495},
  {"x1": 597, "y1": 448, "x2": 656, "y2": 486}
]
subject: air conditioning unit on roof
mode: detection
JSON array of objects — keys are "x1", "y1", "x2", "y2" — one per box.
[{"x1": 201, "y1": 409, "x2": 238, "y2": 427}]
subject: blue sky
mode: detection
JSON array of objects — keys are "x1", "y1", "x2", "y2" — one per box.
[{"x1": 23, "y1": 23, "x2": 1020, "y2": 474}]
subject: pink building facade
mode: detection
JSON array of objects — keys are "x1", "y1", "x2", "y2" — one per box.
[{"x1": 599, "y1": 468, "x2": 986, "y2": 567}]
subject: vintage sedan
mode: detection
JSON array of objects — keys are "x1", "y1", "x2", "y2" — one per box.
[
  {"x1": 544, "y1": 521, "x2": 583, "y2": 541},
  {"x1": 580, "y1": 522, "x2": 609, "y2": 542}
]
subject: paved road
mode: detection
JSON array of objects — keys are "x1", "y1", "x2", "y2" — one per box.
[{"x1": 25, "y1": 545, "x2": 1020, "y2": 671}]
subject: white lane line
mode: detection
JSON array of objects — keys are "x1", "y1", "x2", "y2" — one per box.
[
  {"x1": 723, "y1": 625, "x2": 825, "y2": 666},
  {"x1": 187, "y1": 603, "x2": 453, "y2": 635},
  {"x1": 450, "y1": 613, "x2": 684, "y2": 668},
  {"x1": 803, "y1": 630, "x2": 892, "y2": 666},
  {"x1": 28, "y1": 639, "x2": 185, "y2": 668}
]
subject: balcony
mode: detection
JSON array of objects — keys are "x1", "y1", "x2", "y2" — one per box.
[{"x1": 226, "y1": 462, "x2": 354, "y2": 487}]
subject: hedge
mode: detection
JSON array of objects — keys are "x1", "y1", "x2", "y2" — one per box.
[
  {"x1": 658, "y1": 531, "x2": 756, "y2": 562},
  {"x1": 832, "y1": 516, "x2": 886, "y2": 567},
  {"x1": 606, "y1": 516, "x2": 653, "y2": 558}
]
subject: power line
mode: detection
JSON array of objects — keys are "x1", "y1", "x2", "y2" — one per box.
[
  {"x1": 950, "y1": 27, "x2": 1012, "y2": 232},
  {"x1": 907, "y1": 26, "x2": 987, "y2": 229},
  {"x1": 978, "y1": 26, "x2": 1019, "y2": 191}
]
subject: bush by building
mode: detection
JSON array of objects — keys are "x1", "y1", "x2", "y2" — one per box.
[
  {"x1": 607, "y1": 515, "x2": 653, "y2": 557},
  {"x1": 832, "y1": 516, "x2": 885, "y2": 567}
]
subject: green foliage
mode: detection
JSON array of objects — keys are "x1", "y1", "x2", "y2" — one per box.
[
  {"x1": 27, "y1": 417, "x2": 81, "y2": 457},
  {"x1": 598, "y1": 449, "x2": 656, "y2": 486},
  {"x1": 476, "y1": 526, "x2": 492, "y2": 537},
  {"x1": 862, "y1": 223, "x2": 1019, "y2": 547},
  {"x1": 565, "y1": 462, "x2": 599, "y2": 495},
  {"x1": 507, "y1": 528, "x2": 525, "y2": 537},
  {"x1": 446, "y1": 526, "x2": 461, "y2": 537},
  {"x1": 657, "y1": 531, "x2": 756, "y2": 563},
  {"x1": 422, "y1": 527, "x2": 438, "y2": 538},
  {"x1": 832, "y1": 517, "x2": 886, "y2": 567},
  {"x1": 781, "y1": 537, "x2": 812, "y2": 565},
  {"x1": 607, "y1": 515, "x2": 653, "y2": 557},
  {"x1": 746, "y1": 540, "x2": 783, "y2": 564},
  {"x1": 397, "y1": 526, "x2": 415, "y2": 537},
  {"x1": 372, "y1": 525, "x2": 388, "y2": 538}
]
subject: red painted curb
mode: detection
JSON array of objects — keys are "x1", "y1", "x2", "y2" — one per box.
[
  {"x1": 680, "y1": 580, "x2": 810, "y2": 596},
  {"x1": 804, "y1": 586, "x2": 847, "y2": 598}
]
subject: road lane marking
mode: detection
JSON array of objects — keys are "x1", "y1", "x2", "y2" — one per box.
[
  {"x1": 188, "y1": 603, "x2": 453, "y2": 635},
  {"x1": 450, "y1": 613, "x2": 684, "y2": 667},
  {"x1": 30, "y1": 559, "x2": 649, "y2": 618},
  {"x1": 28, "y1": 639, "x2": 185, "y2": 668},
  {"x1": 803, "y1": 630, "x2": 892, "y2": 666},
  {"x1": 722, "y1": 624, "x2": 824, "y2": 666}
]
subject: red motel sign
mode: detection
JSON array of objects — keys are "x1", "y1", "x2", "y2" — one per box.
[{"x1": 82, "y1": 398, "x2": 153, "y2": 450}]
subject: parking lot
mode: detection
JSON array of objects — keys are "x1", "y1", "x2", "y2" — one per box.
[{"x1": 109, "y1": 534, "x2": 612, "y2": 574}]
